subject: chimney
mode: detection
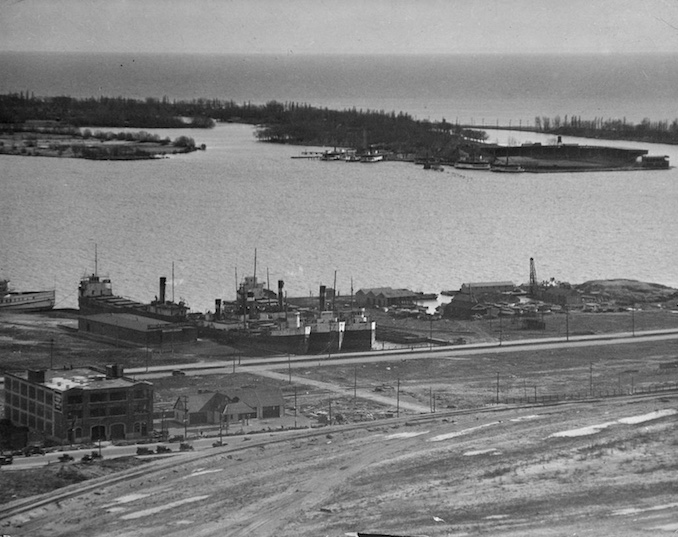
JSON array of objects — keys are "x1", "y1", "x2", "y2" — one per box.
[
  {"x1": 215, "y1": 298, "x2": 222, "y2": 320},
  {"x1": 278, "y1": 280, "x2": 284, "y2": 311},
  {"x1": 319, "y1": 285, "x2": 326, "y2": 311},
  {"x1": 27, "y1": 370, "x2": 46, "y2": 384},
  {"x1": 159, "y1": 277, "x2": 167, "y2": 303}
]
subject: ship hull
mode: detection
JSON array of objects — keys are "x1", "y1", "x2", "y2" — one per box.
[
  {"x1": 341, "y1": 323, "x2": 376, "y2": 352},
  {"x1": 78, "y1": 296, "x2": 187, "y2": 323},
  {"x1": 308, "y1": 329, "x2": 344, "y2": 354},
  {"x1": 0, "y1": 290, "x2": 55, "y2": 313},
  {"x1": 198, "y1": 324, "x2": 310, "y2": 355}
]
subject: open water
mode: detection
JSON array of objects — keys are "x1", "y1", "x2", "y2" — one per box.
[{"x1": 2, "y1": 52, "x2": 678, "y2": 312}]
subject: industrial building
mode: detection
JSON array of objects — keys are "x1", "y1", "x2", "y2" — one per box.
[
  {"x1": 78, "y1": 312, "x2": 197, "y2": 347},
  {"x1": 355, "y1": 287, "x2": 419, "y2": 308},
  {"x1": 3, "y1": 365, "x2": 153, "y2": 444}
]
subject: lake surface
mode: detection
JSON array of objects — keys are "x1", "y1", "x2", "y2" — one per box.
[{"x1": 2, "y1": 123, "x2": 677, "y2": 313}]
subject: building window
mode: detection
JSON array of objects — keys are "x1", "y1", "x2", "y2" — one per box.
[
  {"x1": 90, "y1": 408, "x2": 106, "y2": 417},
  {"x1": 90, "y1": 392, "x2": 107, "y2": 403},
  {"x1": 109, "y1": 406, "x2": 127, "y2": 416},
  {"x1": 110, "y1": 391, "x2": 127, "y2": 401},
  {"x1": 20, "y1": 383, "x2": 27, "y2": 396},
  {"x1": 45, "y1": 392, "x2": 53, "y2": 405},
  {"x1": 29, "y1": 385, "x2": 36, "y2": 398},
  {"x1": 67, "y1": 394, "x2": 83, "y2": 405}
]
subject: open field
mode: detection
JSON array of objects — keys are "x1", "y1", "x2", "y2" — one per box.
[
  {"x1": 2, "y1": 309, "x2": 678, "y2": 536},
  {"x1": 2, "y1": 395, "x2": 677, "y2": 536}
]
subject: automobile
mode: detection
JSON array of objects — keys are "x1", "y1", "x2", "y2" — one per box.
[
  {"x1": 179, "y1": 443, "x2": 194, "y2": 452},
  {"x1": 156, "y1": 445, "x2": 172, "y2": 454},
  {"x1": 81, "y1": 454, "x2": 94, "y2": 463},
  {"x1": 212, "y1": 440, "x2": 226, "y2": 448},
  {"x1": 58, "y1": 453, "x2": 74, "y2": 463},
  {"x1": 136, "y1": 446, "x2": 153, "y2": 455},
  {"x1": 23, "y1": 445, "x2": 46, "y2": 456},
  {"x1": 0, "y1": 455, "x2": 13, "y2": 466},
  {"x1": 168, "y1": 435, "x2": 184, "y2": 443},
  {"x1": 172, "y1": 370, "x2": 186, "y2": 376}
]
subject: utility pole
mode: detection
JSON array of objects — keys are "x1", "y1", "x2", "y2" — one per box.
[
  {"x1": 589, "y1": 361, "x2": 593, "y2": 397},
  {"x1": 288, "y1": 354, "x2": 291, "y2": 383},
  {"x1": 354, "y1": 365, "x2": 357, "y2": 401},
  {"x1": 182, "y1": 395, "x2": 188, "y2": 440},
  {"x1": 396, "y1": 377, "x2": 400, "y2": 418},
  {"x1": 496, "y1": 372, "x2": 500, "y2": 404}
]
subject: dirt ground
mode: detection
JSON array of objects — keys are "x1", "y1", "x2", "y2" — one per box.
[
  {"x1": 2, "y1": 310, "x2": 678, "y2": 535},
  {"x1": 2, "y1": 396, "x2": 677, "y2": 536}
]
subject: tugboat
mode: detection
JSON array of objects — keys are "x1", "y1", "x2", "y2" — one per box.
[{"x1": 0, "y1": 279, "x2": 55, "y2": 312}]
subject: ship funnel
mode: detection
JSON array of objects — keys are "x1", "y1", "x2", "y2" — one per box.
[
  {"x1": 319, "y1": 285, "x2": 326, "y2": 311},
  {"x1": 159, "y1": 277, "x2": 167, "y2": 303},
  {"x1": 278, "y1": 280, "x2": 284, "y2": 311}
]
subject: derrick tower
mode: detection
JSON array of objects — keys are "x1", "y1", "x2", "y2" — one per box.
[{"x1": 529, "y1": 257, "x2": 538, "y2": 298}]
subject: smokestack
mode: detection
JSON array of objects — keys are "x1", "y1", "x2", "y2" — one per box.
[
  {"x1": 215, "y1": 298, "x2": 222, "y2": 320},
  {"x1": 159, "y1": 277, "x2": 167, "y2": 303},
  {"x1": 278, "y1": 280, "x2": 284, "y2": 311},
  {"x1": 319, "y1": 285, "x2": 326, "y2": 311}
]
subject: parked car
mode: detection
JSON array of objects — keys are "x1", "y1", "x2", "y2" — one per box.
[
  {"x1": 23, "y1": 445, "x2": 46, "y2": 456},
  {"x1": 172, "y1": 370, "x2": 186, "y2": 376},
  {"x1": 136, "y1": 446, "x2": 153, "y2": 456},
  {"x1": 179, "y1": 443, "x2": 194, "y2": 452},
  {"x1": 0, "y1": 455, "x2": 13, "y2": 466},
  {"x1": 156, "y1": 445, "x2": 172, "y2": 454},
  {"x1": 58, "y1": 453, "x2": 74, "y2": 463}
]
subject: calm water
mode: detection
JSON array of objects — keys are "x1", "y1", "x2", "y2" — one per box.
[
  {"x1": 2, "y1": 123, "x2": 677, "y2": 313},
  {"x1": 2, "y1": 52, "x2": 678, "y2": 312}
]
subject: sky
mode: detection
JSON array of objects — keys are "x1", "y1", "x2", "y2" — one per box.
[{"x1": 1, "y1": 0, "x2": 678, "y2": 55}]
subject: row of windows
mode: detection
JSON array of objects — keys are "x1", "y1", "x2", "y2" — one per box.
[
  {"x1": 5, "y1": 393, "x2": 54, "y2": 420},
  {"x1": 5, "y1": 378, "x2": 54, "y2": 405},
  {"x1": 11, "y1": 408, "x2": 53, "y2": 435}
]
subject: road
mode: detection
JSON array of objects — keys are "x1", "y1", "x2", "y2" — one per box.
[{"x1": 127, "y1": 327, "x2": 678, "y2": 379}]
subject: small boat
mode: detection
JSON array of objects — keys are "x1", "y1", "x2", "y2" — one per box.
[
  {"x1": 491, "y1": 164, "x2": 525, "y2": 173},
  {"x1": 0, "y1": 279, "x2": 55, "y2": 312},
  {"x1": 360, "y1": 151, "x2": 384, "y2": 163},
  {"x1": 454, "y1": 157, "x2": 490, "y2": 170}
]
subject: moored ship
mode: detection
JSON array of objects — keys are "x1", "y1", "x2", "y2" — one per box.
[
  {"x1": 199, "y1": 278, "x2": 311, "y2": 355},
  {"x1": 306, "y1": 285, "x2": 345, "y2": 354},
  {"x1": 339, "y1": 308, "x2": 376, "y2": 351},
  {"x1": 78, "y1": 270, "x2": 188, "y2": 322},
  {"x1": 0, "y1": 279, "x2": 55, "y2": 312}
]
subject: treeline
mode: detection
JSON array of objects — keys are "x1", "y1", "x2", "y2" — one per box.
[
  {"x1": 534, "y1": 115, "x2": 678, "y2": 144},
  {"x1": 252, "y1": 101, "x2": 488, "y2": 157},
  {"x1": 0, "y1": 92, "x2": 214, "y2": 129},
  {"x1": 0, "y1": 92, "x2": 489, "y2": 159}
]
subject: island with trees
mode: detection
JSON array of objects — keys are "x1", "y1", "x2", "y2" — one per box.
[{"x1": 0, "y1": 92, "x2": 675, "y2": 167}]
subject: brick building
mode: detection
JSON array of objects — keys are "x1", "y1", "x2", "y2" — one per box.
[{"x1": 3, "y1": 365, "x2": 153, "y2": 444}]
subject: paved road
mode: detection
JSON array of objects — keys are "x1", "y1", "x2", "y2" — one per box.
[{"x1": 127, "y1": 328, "x2": 678, "y2": 379}]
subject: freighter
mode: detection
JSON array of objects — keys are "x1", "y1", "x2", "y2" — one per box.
[
  {"x1": 78, "y1": 268, "x2": 188, "y2": 322},
  {"x1": 339, "y1": 308, "x2": 376, "y2": 352},
  {"x1": 0, "y1": 279, "x2": 55, "y2": 312},
  {"x1": 306, "y1": 285, "x2": 345, "y2": 354},
  {"x1": 199, "y1": 278, "x2": 311, "y2": 355}
]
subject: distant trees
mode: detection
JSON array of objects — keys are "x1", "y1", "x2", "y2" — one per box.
[{"x1": 534, "y1": 114, "x2": 678, "y2": 144}]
